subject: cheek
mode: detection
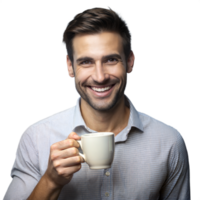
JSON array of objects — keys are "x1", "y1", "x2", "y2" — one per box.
[
  {"x1": 111, "y1": 68, "x2": 126, "y2": 79},
  {"x1": 75, "y1": 70, "x2": 89, "y2": 87},
  {"x1": 109, "y1": 64, "x2": 126, "y2": 74}
]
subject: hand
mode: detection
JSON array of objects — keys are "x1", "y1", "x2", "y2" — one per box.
[{"x1": 44, "y1": 132, "x2": 84, "y2": 189}]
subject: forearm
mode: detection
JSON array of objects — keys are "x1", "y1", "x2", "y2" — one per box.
[{"x1": 27, "y1": 172, "x2": 63, "y2": 200}]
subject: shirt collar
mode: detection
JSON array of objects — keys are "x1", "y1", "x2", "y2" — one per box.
[{"x1": 72, "y1": 97, "x2": 144, "y2": 135}]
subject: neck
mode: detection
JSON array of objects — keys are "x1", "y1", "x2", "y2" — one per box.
[{"x1": 80, "y1": 96, "x2": 130, "y2": 136}]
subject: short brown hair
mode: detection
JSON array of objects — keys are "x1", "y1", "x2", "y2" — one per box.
[{"x1": 63, "y1": 8, "x2": 131, "y2": 63}]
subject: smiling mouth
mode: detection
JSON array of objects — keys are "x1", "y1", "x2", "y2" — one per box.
[
  {"x1": 87, "y1": 84, "x2": 115, "y2": 88},
  {"x1": 89, "y1": 84, "x2": 114, "y2": 92}
]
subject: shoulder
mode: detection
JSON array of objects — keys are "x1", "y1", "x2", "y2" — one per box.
[
  {"x1": 138, "y1": 112, "x2": 186, "y2": 150},
  {"x1": 20, "y1": 106, "x2": 76, "y2": 146}
]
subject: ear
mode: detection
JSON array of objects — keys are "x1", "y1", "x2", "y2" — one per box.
[
  {"x1": 126, "y1": 51, "x2": 135, "y2": 73},
  {"x1": 67, "y1": 55, "x2": 74, "y2": 77}
]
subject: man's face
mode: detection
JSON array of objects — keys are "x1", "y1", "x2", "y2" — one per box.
[{"x1": 67, "y1": 32, "x2": 134, "y2": 111}]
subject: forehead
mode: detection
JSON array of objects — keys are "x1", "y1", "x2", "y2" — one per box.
[{"x1": 72, "y1": 32, "x2": 124, "y2": 59}]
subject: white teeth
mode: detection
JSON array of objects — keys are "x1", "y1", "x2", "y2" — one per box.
[{"x1": 91, "y1": 86, "x2": 111, "y2": 92}]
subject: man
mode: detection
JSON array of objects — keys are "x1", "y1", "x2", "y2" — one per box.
[{"x1": 4, "y1": 8, "x2": 190, "y2": 200}]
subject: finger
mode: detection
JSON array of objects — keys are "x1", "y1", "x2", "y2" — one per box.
[
  {"x1": 80, "y1": 155, "x2": 85, "y2": 163},
  {"x1": 51, "y1": 139, "x2": 79, "y2": 151},
  {"x1": 57, "y1": 164, "x2": 82, "y2": 177},
  {"x1": 67, "y1": 132, "x2": 81, "y2": 140},
  {"x1": 52, "y1": 147, "x2": 79, "y2": 160},
  {"x1": 67, "y1": 132, "x2": 81, "y2": 148}
]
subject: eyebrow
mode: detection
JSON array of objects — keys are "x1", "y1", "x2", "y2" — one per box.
[{"x1": 76, "y1": 54, "x2": 122, "y2": 63}]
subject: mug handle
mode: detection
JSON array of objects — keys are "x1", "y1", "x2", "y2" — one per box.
[{"x1": 77, "y1": 140, "x2": 86, "y2": 161}]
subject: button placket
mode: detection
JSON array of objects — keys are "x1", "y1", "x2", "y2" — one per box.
[
  {"x1": 105, "y1": 170, "x2": 110, "y2": 198},
  {"x1": 105, "y1": 171, "x2": 110, "y2": 176},
  {"x1": 105, "y1": 192, "x2": 109, "y2": 197}
]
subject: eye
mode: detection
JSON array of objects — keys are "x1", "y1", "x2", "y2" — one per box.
[
  {"x1": 108, "y1": 58, "x2": 117, "y2": 61},
  {"x1": 81, "y1": 58, "x2": 117, "y2": 64},
  {"x1": 81, "y1": 60, "x2": 88, "y2": 64}
]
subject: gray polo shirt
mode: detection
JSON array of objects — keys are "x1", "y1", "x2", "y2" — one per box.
[{"x1": 4, "y1": 97, "x2": 190, "y2": 200}]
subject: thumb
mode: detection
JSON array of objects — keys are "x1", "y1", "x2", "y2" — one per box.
[{"x1": 67, "y1": 132, "x2": 81, "y2": 140}]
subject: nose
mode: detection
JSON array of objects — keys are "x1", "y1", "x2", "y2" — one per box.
[{"x1": 92, "y1": 64, "x2": 110, "y2": 84}]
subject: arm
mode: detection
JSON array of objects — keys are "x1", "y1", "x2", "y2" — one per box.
[
  {"x1": 27, "y1": 132, "x2": 84, "y2": 200},
  {"x1": 4, "y1": 128, "x2": 40, "y2": 200},
  {"x1": 4, "y1": 130, "x2": 84, "y2": 200},
  {"x1": 159, "y1": 132, "x2": 190, "y2": 200},
  {"x1": 27, "y1": 172, "x2": 62, "y2": 200}
]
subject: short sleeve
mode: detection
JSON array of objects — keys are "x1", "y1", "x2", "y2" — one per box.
[
  {"x1": 4, "y1": 127, "x2": 41, "y2": 200},
  {"x1": 159, "y1": 130, "x2": 190, "y2": 200}
]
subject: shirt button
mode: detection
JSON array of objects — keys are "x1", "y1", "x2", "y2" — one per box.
[
  {"x1": 105, "y1": 192, "x2": 109, "y2": 197},
  {"x1": 105, "y1": 171, "x2": 110, "y2": 176}
]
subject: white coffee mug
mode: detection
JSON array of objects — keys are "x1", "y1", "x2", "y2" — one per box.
[{"x1": 77, "y1": 132, "x2": 115, "y2": 169}]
